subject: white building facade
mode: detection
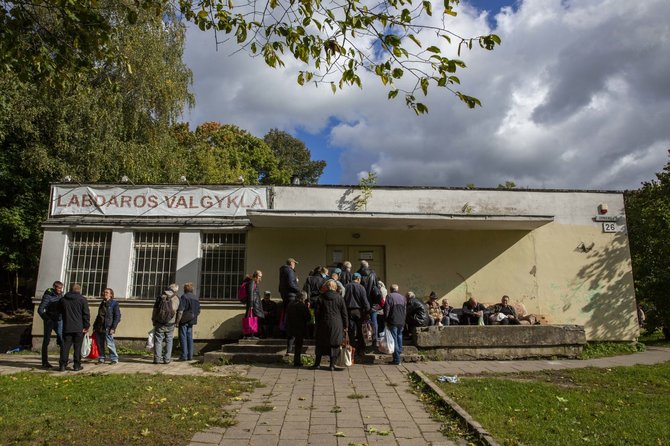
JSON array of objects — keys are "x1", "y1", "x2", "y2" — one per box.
[{"x1": 32, "y1": 184, "x2": 639, "y2": 343}]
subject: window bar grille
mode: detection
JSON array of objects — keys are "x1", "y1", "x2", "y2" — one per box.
[{"x1": 66, "y1": 231, "x2": 111, "y2": 298}]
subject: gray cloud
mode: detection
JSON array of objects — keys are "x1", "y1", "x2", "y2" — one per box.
[{"x1": 183, "y1": 0, "x2": 670, "y2": 190}]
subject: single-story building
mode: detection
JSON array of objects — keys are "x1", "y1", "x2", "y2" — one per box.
[{"x1": 32, "y1": 183, "x2": 639, "y2": 347}]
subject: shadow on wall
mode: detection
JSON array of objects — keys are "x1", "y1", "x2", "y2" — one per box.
[
  {"x1": 210, "y1": 313, "x2": 244, "y2": 342},
  {"x1": 578, "y1": 231, "x2": 637, "y2": 340},
  {"x1": 397, "y1": 230, "x2": 530, "y2": 300}
]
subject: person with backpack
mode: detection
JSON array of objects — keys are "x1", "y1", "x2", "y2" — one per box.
[
  {"x1": 177, "y1": 282, "x2": 200, "y2": 361},
  {"x1": 152, "y1": 283, "x2": 180, "y2": 364}
]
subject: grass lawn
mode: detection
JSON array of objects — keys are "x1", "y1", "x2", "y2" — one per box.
[
  {"x1": 432, "y1": 362, "x2": 670, "y2": 446},
  {"x1": 0, "y1": 372, "x2": 257, "y2": 445}
]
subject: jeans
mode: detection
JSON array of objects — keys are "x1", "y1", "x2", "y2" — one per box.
[
  {"x1": 42, "y1": 318, "x2": 63, "y2": 366},
  {"x1": 60, "y1": 332, "x2": 84, "y2": 368},
  {"x1": 389, "y1": 324, "x2": 403, "y2": 364},
  {"x1": 370, "y1": 311, "x2": 385, "y2": 342},
  {"x1": 179, "y1": 324, "x2": 194, "y2": 360},
  {"x1": 153, "y1": 324, "x2": 175, "y2": 363},
  {"x1": 95, "y1": 331, "x2": 119, "y2": 362}
]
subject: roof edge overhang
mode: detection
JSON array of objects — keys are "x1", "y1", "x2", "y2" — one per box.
[{"x1": 247, "y1": 210, "x2": 554, "y2": 231}]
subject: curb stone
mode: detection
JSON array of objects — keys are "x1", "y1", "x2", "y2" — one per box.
[{"x1": 413, "y1": 370, "x2": 501, "y2": 446}]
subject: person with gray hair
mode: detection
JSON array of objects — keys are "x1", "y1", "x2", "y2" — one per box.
[
  {"x1": 58, "y1": 283, "x2": 90, "y2": 371},
  {"x1": 152, "y1": 283, "x2": 180, "y2": 364},
  {"x1": 384, "y1": 284, "x2": 406, "y2": 365}
]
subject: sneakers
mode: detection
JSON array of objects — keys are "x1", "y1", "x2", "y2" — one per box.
[
  {"x1": 110, "y1": 361, "x2": 118, "y2": 365},
  {"x1": 41, "y1": 363, "x2": 54, "y2": 369}
]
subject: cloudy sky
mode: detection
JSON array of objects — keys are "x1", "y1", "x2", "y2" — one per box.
[{"x1": 182, "y1": 0, "x2": 670, "y2": 190}]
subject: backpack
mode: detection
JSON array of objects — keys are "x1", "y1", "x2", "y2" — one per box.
[
  {"x1": 154, "y1": 293, "x2": 176, "y2": 324},
  {"x1": 237, "y1": 280, "x2": 249, "y2": 303}
]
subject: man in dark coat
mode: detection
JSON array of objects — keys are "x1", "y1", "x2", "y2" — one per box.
[
  {"x1": 461, "y1": 296, "x2": 488, "y2": 325},
  {"x1": 303, "y1": 266, "x2": 326, "y2": 308},
  {"x1": 286, "y1": 291, "x2": 311, "y2": 367},
  {"x1": 58, "y1": 283, "x2": 90, "y2": 371},
  {"x1": 406, "y1": 292, "x2": 432, "y2": 329},
  {"x1": 313, "y1": 280, "x2": 348, "y2": 371},
  {"x1": 279, "y1": 258, "x2": 300, "y2": 308},
  {"x1": 344, "y1": 273, "x2": 370, "y2": 356},
  {"x1": 93, "y1": 287, "x2": 121, "y2": 364},
  {"x1": 339, "y1": 261, "x2": 353, "y2": 287},
  {"x1": 37, "y1": 280, "x2": 64, "y2": 369},
  {"x1": 357, "y1": 260, "x2": 383, "y2": 344}
]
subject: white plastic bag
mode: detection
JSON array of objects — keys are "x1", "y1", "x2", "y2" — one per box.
[
  {"x1": 81, "y1": 333, "x2": 92, "y2": 357},
  {"x1": 379, "y1": 327, "x2": 395, "y2": 355},
  {"x1": 336, "y1": 343, "x2": 354, "y2": 367},
  {"x1": 145, "y1": 329, "x2": 155, "y2": 350}
]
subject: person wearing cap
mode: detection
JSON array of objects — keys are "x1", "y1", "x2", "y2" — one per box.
[
  {"x1": 330, "y1": 268, "x2": 346, "y2": 296},
  {"x1": 344, "y1": 272, "x2": 370, "y2": 356},
  {"x1": 260, "y1": 291, "x2": 278, "y2": 338}
]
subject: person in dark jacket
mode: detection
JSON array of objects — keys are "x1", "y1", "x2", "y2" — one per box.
[
  {"x1": 286, "y1": 291, "x2": 311, "y2": 367},
  {"x1": 313, "y1": 280, "x2": 348, "y2": 371},
  {"x1": 244, "y1": 271, "x2": 264, "y2": 339},
  {"x1": 384, "y1": 285, "x2": 407, "y2": 365},
  {"x1": 58, "y1": 283, "x2": 90, "y2": 371},
  {"x1": 303, "y1": 266, "x2": 326, "y2": 308},
  {"x1": 357, "y1": 260, "x2": 383, "y2": 342},
  {"x1": 278, "y1": 258, "x2": 300, "y2": 308},
  {"x1": 339, "y1": 261, "x2": 353, "y2": 287},
  {"x1": 37, "y1": 280, "x2": 64, "y2": 369},
  {"x1": 177, "y1": 282, "x2": 201, "y2": 360},
  {"x1": 406, "y1": 292, "x2": 432, "y2": 329},
  {"x1": 489, "y1": 295, "x2": 521, "y2": 325},
  {"x1": 260, "y1": 291, "x2": 278, "y2": 338},
  {"x1": 93, "y1": 287, "x2": 121, "y2": 364},
  {"x1": 344, "y1": 273, "x2": 370, "y2": 356},
  {"x1": 461, "y1": 296, "x2": 487, "y2": 325},
  {"x1": 440, "y1": 298, "x2": 460, "y2": 326}
]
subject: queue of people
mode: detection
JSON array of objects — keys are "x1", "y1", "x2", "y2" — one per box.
[{"x1": 38, "y1": 259, "x2": 525, "y2": 370}]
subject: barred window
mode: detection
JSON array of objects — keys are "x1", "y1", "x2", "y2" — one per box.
[
  {"x1": 66, "y1": 231, "x2": 111, "y2": 298},
  {"x1": 200, "y1": 232, "x2": 246, "y2": 300},
  {"x1": 132, "y1": 232, "x2": 179, "y2": 299}
]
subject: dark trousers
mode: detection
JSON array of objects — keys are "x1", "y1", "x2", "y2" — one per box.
[
  {"x1": 60, "y1": 332, "x2": 84, "y2": 368},
  {"x1": 292, "y1": 336, "x2": 304, "y2": 366},
  {"x1": 348, "y1": 309, "x2": 365, "y2": 355},
  {"x1": 42, "y1": 318, "x2": 63, "y2": 366}
]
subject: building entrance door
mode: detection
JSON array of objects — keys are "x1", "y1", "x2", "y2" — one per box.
[{"x1": 326, "y1": 245, "x2": 386, "y2": 282}]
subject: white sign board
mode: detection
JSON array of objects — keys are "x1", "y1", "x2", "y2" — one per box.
[
  {"x1": 602, "y1": 222, "x2": 618, "y2": 233},
  {"x1": 51, "y1": 186, "x2": 268, "y2": 217}
]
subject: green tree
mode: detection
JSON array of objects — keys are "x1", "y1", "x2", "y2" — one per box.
[
  {"x1": 2, "y1": 0, "x2": 500, "y2": 113},
  {"x1": 177, "y1": 122, "x2": 292, "y2": 185},
  {"x1": 0, "y1": 2, "x2": 193, "y2": 304},
  {"x1": 497, "y1": 181, "x2": 517, "y2": 189},
  {"x1": 625, "y1": 150, "x2": 670, "y2": 339},
  {"x1": 263, "y1": 129, "x2": 326, "y2": 185}
]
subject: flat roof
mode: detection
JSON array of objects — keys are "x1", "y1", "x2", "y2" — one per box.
[{"x1": 247, "y1": 210, "x2": 554, "y2": 231}]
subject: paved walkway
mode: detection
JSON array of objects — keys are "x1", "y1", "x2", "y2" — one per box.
[{"x1": 1, "y1": 347, "x2": 669, "y2": 446}]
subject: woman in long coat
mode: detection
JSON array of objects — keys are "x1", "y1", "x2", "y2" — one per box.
[
  {"x1": 313, "y1": 280, "x2": 348, "y2": 370},
  {"x1": 243, "y1": 270, "x2": 264, "y2": 338}
]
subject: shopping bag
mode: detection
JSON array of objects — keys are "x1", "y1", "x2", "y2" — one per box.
[
  {"x1": 242, "y1": 309, "x2": 259, "y2": 335},
  {"x1": 362, "y1": 320, "x2": 373, "y2": 344},
  {"x1": 336, "y1": 343, "x2": 355, "y2": 367},
  {"x1": 81, "y1": 333, "x2": 92, "y2": 357},
  {"x1": 378, "y1": 327, "x2": 395, "y2": 355},
  {"x1": 145, "y1": 329, "x2": 154, "y2": 350},
  {"x1": 87, "y1": 333, "x2": 100, "y2": 359}
]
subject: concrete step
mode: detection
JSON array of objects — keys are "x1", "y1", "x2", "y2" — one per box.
[{"x1": 204, "y1": 345, "x2": 421, "y2": 365}]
